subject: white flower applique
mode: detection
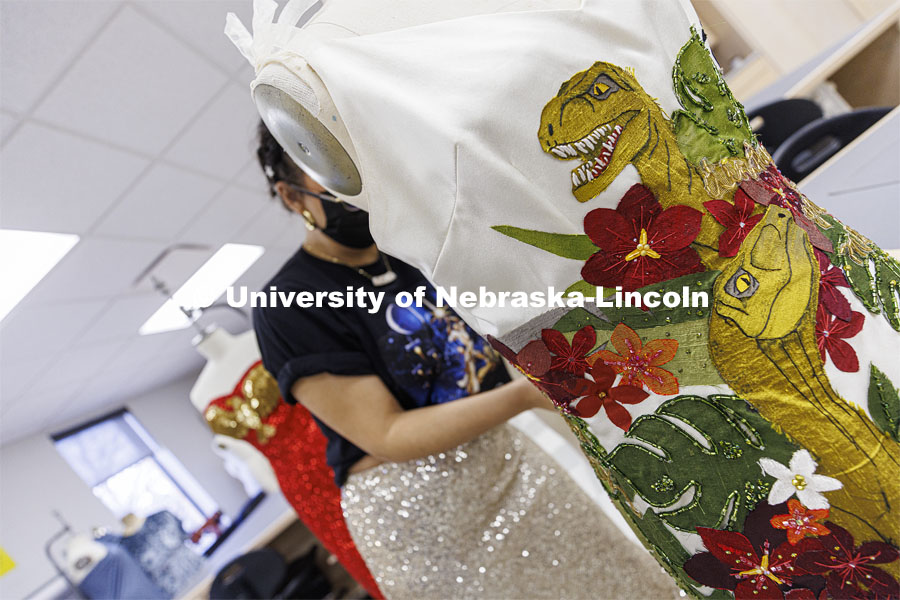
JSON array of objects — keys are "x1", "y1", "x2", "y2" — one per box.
[{"x1": 758, "y1": 449, "x2": 843, "y2": 510}]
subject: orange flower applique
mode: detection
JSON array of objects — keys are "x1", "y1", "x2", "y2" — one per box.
[
  {"x1": 590, "y1": 323, "x2": 679, "y2": 395},
  {"x1": 770, "y1": 499, "x2": 831, "y2": 545}
]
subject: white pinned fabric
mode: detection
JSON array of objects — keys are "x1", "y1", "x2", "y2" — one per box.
[
  {"x1": 225, "y1": 0, "x2": 702, "y2": 336},
  {"x1": 226, "y1": 0, "x2": 321, "y2": 114}
]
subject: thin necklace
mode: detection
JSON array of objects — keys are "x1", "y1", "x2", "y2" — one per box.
[{"x1": 302, "y1": 244, "x2": 398, "y2": 287}]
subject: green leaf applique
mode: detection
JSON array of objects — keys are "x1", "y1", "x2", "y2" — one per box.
[
  {"x1": 607, "y1": 394, "x2": 797, "y2": 532},
  {"x1": 868, "y1": 364, "x2": 900, "y2": 441}
]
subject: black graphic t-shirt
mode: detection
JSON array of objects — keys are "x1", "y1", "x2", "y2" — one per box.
[{"x1": 253, "y1": 247, "x2": 510, "y2": 486}]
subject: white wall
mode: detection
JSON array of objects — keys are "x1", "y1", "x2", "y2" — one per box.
[{"x1": 0, "y1": 372, "x2": 250, "y2": 599}]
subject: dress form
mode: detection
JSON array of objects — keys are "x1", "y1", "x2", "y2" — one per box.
[
  {"x1": 236, "y1": 0, "x2": 579, "y2": 211},
  {"x1": 189, "y1": 328, "x2": 280, "y2": 493},
  {"x1": 190, "y1": 326, "x2": 382, "y2": 598},
  {"x1": 63, "y1": 534, "x2": 108, "y2": 584},
  {"x1": 228, "y1": 0, "x2": 900, "y2": 593}
]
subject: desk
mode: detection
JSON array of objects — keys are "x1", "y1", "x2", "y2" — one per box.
[{"x1": 799, "y1": 107, "x2": 900, "y2": 250}]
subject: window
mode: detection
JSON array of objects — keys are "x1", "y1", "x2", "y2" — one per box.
[{"x1": 53, "y1": 409, "x2": 224, "y2": 551}]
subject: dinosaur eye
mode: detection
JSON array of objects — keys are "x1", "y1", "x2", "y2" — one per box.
[
  {"x1": 588, "y1": 74, "x2": 619, "y2": 100},
  {"x1": 547, "y1": 123, "x2": 554, "y2": 136},
  {"x1": 725, "y1": 268, "x2": 759, "y2": 299}
]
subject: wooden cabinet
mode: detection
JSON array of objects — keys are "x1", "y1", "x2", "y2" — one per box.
[{"x1": 691, "y1": 0, "x2": 900, "y2": 105}]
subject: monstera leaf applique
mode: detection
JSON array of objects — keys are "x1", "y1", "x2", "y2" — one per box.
[{"x1": 607, "y1": 394, "x2": 797, "y2": 532}]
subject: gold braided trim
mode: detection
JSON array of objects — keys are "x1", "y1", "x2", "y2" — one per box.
[{"x1": 698, "y1": 142, "x2": 772, "y2": 199}]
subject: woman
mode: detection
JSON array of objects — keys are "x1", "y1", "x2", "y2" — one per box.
[{"x1": 252, "y1": 122, "x2": 678, "y2": 599}]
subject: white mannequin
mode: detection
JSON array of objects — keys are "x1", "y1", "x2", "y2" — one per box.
[
  {"x1": 210, "y1": 439, "x2": 265, "y2": 498},
  {"x1": 189, "y1": 327, "x2": 280, "y2": 494},
  {"x1": 63, "y1": 534, "x2": 107, "y2": 584}
]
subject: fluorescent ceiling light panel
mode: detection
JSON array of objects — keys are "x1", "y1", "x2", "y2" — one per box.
[
  {"x1": 0, "y1": 229, "x2": 80, "y2": 322},
  {"x1": 139, "y1": 243, "x2": 264, "y2": 335}
]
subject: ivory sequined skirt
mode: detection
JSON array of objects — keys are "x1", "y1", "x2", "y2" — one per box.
[{"x1": 341, "y1": 424, "x2": 679, "y2": 599}]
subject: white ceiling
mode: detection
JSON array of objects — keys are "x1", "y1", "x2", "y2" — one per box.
[{"x1": 0, "y1": 0, "x2": 307, "y2": 444}]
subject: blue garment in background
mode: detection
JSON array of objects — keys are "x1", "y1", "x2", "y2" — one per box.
[
  {"x1": 77, "y1": 542, "x2": 167, "y2": 600},
  {"x1": 118, "y1": 511, "x2": 204, "y2": 598}
]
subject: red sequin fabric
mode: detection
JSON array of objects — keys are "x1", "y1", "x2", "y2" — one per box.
[{"x1": 205, "y1": 361, "x2": 381, "y2": 598}]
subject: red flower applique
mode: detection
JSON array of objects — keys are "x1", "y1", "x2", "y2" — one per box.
[
  {"x1": 591, "y1": 323, "x2": 679, "y2": 395},
  {"x1": 738, "y1": 167, "x2": 833, "y2": 253},
  {"x1": 704, "y1": 189, "x2": 765, "y2": 257},
  {"x1": 691, "y1": 527, "x2": 809, "y2": 600},
  {"x1": 563, "y1": 362, "x2": 648, "y2": 428},
  {"x1": 582, "y1": 183, "x2": 704, "y2": 292},
  {"x1": 815, "y1": 304, "x2": 864, "y2": 372},
  {"x1": 542, "y1": 326, "x2": 595, "y2": 376},
  {"x1": 815, "y1": 249, "x2": 852, "y2": 322},
  {"x1": 685, "y1": 502, "x2": 828, "y2": 600},
  {"x1": 487, "y1": 336, "x2": 575, "y2": 409},
  {"x1": 770, "y1": 499, "x2": 831, "y2": 545},
  {"x1": 795, "y1": 521, "x2": 900, "y2": 599}
]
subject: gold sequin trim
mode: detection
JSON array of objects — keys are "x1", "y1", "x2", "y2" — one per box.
[{"x1": 204, "y1": 364, "x2": 280, "y2": 444}]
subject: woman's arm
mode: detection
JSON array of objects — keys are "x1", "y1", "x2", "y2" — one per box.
[{"x1": 292, "y1": 374, "x2": 552, "y2": 463}]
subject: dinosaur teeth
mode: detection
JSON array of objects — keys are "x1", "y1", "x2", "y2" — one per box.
[
  {"x1": 570, "y1": 122, "x2": 624, "y2": 189},
  {"x1": 551, "y1": 143, "x2": 579, "y2": 157}
]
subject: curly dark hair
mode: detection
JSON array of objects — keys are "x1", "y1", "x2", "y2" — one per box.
[{"x1": 256, "y1": 120, "x2": 303, "y2": 208}]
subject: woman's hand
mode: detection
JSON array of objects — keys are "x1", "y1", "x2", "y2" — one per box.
[
  {"x1": 293, "y1": 372, "x2": 556, "y2": 464},
  {"x1": 510, "y1": 377, "x2": 558, "y2": 412}
]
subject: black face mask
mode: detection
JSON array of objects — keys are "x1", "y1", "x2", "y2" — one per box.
[
  {"x1": 289, "y1": 185, "x2": 375, "y2": 248},
  {"x1": 318, "y1": 198, "x2": 375, "y2": 248}
]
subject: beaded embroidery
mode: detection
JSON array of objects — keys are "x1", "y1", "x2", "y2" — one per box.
[{"x1": 490, "y1": 26, "x2": 900, "y2": 596}]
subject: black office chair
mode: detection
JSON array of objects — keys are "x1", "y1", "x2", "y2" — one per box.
[
  {"x1": 747, "y1": 98, "x2": 824, "y2": 155},
  {"x1": 210, "y1": 547, "x2": 331, "y2": 599},
  {"x1": 773, "y1": 106, "x2": 893, "y2": 182}
]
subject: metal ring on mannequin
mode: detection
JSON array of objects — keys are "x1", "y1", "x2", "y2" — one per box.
[{"x1": 254, "y1": 83, "x2": 362, "y2": 196}]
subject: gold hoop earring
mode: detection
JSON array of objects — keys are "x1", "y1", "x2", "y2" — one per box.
[{"x1": 301, "y1": 209, "x2": 317, "y2": 231}]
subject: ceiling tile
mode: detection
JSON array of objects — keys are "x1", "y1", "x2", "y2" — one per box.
[
  {"x1": 22, "y1": 237, "x2": 166, "y2": 305},
  {"x1": 0, "y1": 122, "x2": 149, "y2": 233},
  {"x1": 136, "y1": 0, "x2": 253, "y2": 72},
  {"x1": 0, "y1": 299, "x2": 109, "y2": 361},
  {"x1": 232, "y1": 198, "x2": 294, "y2": 247},
  {"x1": 0, "y1": 355, "x2": 50, "y2": 403},
  {"x1": 0, "y1": 1, "x2": 119, "y2": 113},
  {"x1": 32, "y1": 6, "x2": 227, "y2": 155},
  {"x1": 164, "y1": 83, "x2": 258, "y2": 180},
  {"x1": 67, "y1": 332, "x2": 203, "y2": 416},
  {"x1": 0, "y1": 378, "x2": 85, "y2": 444},
  {"x1": 1, "y1": 111, "x2": 20, "y2": 144},
  {"x1": 176, "y1": 186, "x2": 266, "y2": 245},
  {"x1": 40, "y1": 339, "x2": 132, "y2": 391},
  {"x1": 93, "y1": 163, "x2": 223, "y2": 240},
  {"x1": 235, "y1": 158, "x2": 268, "y2": 194},
  {"x1": 219, "y1": 246, "x2": 294, "y2": 307},
  {"x1": 130, "y1": 244, "x2": 215, "y2": 297},
  {"x1": 104, "y1": 328, "x2": 200, "y2": 379},
  {"x1": 273, "y1": 218, "x2": 308, "y2": 250},
  {"x1": 72, "y1": 293, "x2": 172, "y2": 346}
]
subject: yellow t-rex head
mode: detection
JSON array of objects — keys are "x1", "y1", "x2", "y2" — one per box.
[
  {"x1": 538, "y1": 62, "x2": 666, "y2": 202},
  {"x1": 713, "y1": 205, "x2": 815, "y2": 339}
]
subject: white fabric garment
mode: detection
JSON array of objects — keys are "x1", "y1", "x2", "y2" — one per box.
[
  {"x1": 228, "y1": 0, "x2": 701, "y2": 336},
  {"x1": 309, "y1": 0, "x2": 701, "y2": 336}
]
